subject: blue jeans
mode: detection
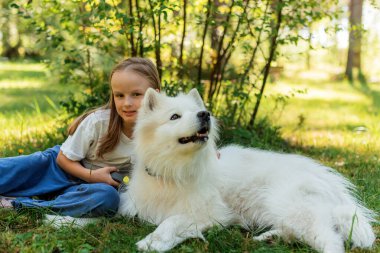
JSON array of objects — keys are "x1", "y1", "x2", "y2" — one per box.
[{"x1": 0, "y1": 145, "x2": 119, "y2": 217}]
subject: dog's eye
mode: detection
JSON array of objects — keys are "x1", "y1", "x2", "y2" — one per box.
[{"x1": 170, "y1": 114, "x2": 181, "y2": 120}]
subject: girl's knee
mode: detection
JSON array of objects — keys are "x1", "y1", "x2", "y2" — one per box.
[
  {"x1": 92, "y1": 183, "x2": 120, "y2": 215},
  {"x1": 96, "y1": 183, "x2": 119, "y2": 202}
]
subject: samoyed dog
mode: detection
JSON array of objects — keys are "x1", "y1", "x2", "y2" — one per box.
[{"x1": 118, "y1": 88, "x2": 376, "y2": 253}]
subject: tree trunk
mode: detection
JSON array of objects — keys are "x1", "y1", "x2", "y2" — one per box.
[
  {"x1": 135, "y1": 0, "x2": 144, "y2": 56},
  {"x1": 197, "y1": 0, "x2": 212, "y2": 86},
  {"x1": 345, "y1": 0, "x2": 363, "y2": 82},
  {"x1": 157, "y1": 6, "x2": 162, "y2": 79},
  {"x1": 148, "y1": 0, "x2": 162, "y2": 79},
  {"x1": 213, "y1": 0, "x2": 250, "y2": 104},
  {"x1": 178, "y1": 0, "x2": 187, "y2": 79},
  {"x1": 208, "y1": 0, "x2": 235, "y2": 104},
  {"x1": 234, "y1": 1, "x2": 269, "y2": 125},
  {"x1": 128, "y1": 0, "x2": 137, "y2": 56},
  {"x1": 306, "y1": 28, "x2": 312, "y2": 70},
  {"x1": 2, "y1": 23, "x2": 21, "y2": 59},
  {"x1": 248, "y1": 0, "x2": 283, "y2": 128}
]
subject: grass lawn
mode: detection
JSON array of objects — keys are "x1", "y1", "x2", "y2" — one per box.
[
  {"x1": 0, "y1": 61, "x2": 68, "y2": 157},
  {"x1": 0, "y1": 61, "x2": 378, "y2": 252}
]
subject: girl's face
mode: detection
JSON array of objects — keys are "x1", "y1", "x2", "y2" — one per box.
[{"x1": 111, "y1": 70, "x2": 152, "y2": 127}]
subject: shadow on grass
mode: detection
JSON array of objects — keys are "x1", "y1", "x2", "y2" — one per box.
[
  {"x1": 352, "y1": 82, "x2": 380, "y2": 112},
  {"x1": 0, "y1": 67, "x2": 66, "y2": 115},
  {"x1": 0, "y1": 87, "x2": 61, "y2": 114},
  {"x1": 0, "y1": 69, "x2": 47, "y2": 81}
]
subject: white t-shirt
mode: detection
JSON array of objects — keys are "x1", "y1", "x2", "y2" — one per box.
[{"x1": 60, "y1": 109, "x2": 134, "y2": 175}]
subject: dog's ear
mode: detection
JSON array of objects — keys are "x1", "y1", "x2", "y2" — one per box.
[
  {"x1": 143, "y1": 88, "x2": 160, "y2": 111},
  {"x1": 188, "y1": 88, "x2": 204, "y2": 107}
]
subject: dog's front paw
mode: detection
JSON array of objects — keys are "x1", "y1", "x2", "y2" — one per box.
[
  {"x1": 136, "y1": 233, "x2": 176, "y2": 252},
  {"x1": 252, "y1": 229, "x2": 282, "y2": 241}
]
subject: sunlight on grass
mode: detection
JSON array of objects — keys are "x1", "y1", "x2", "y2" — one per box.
[
  {"x1": 0, "y1": 113, "x2": 63, "y2": 137},
  {"x1": 0, "y1": 114, "x2": 61, "y2": 137},
  {"x1": 0, "y1": 80, "x2": 46, "y2": 89},
  {"x1": 0, "y1": 62, "x2": 47, "y2": 83},
  {"x1": 274, "y1": 81, "x2": 366, "y2": 102},
  {"x1": 297, "y1": 69, "x2": 332, "y2": 81},
  {"x1": 0, "y1": 62, "x2": 47, "y2": 71},
  {"x1": 0, "y1": 113, "x2": 66, "y2": 156},
  {"x1": 264, "y1": 74, "x2": 380, "y2": 157},
  {"x1": 0, "y1": 61, "x2": 67, "y2": 156}
]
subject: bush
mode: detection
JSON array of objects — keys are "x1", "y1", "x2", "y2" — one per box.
[{"x1": 219, "y1": 117, "x2": 290, "y2": 151}]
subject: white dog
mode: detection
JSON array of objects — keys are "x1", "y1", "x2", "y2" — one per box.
[{"x1": 118, "y1": 88, "x2": 376, "y2": 253}]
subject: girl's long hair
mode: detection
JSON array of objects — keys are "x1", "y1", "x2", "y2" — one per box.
[{"x1": 67, "y1": 57, "x2": 161, "y2": 157}]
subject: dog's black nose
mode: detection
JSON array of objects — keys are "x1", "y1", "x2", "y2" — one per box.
[{"x1": 197, "y1": 111, "x2": 210, "y2": 122}]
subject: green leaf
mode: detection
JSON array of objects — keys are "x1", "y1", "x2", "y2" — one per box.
[{"x1": 9, "y1": 3, "x2": 19, "y2": 8}]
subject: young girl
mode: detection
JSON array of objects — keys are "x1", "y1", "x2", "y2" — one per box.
[{"x1": 0, "y1": 57, "x2": 161, "y2": 217}]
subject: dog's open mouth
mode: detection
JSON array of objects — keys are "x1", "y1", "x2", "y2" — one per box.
[{"x1": 179, "y1": 127, "x2": 209, "y2": 144}]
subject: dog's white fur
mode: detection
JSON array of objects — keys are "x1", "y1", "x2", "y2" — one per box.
[{"x1": 118, "y1": 88, "x2": 375, "y2": 253}]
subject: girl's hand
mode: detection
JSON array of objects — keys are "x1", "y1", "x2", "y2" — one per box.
[{"x1": 88, "y1": 167, "x2": 120, "y2": 187}]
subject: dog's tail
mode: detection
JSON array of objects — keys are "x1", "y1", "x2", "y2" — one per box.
[
  {"x1": 332, "y1": 204, "x2": 376, "y2": 249},
  {"x1": 44, "y1": 214, "x2": 99, "y2": 228}
]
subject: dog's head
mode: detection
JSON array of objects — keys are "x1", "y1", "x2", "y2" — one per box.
[{"x1": 133, "y1": 88, "x2": 217, "y2": 181}]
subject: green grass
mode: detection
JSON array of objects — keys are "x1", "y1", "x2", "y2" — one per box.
[
  {"x1": 0, "y1": 61, "x2": 68, "y2": 156},
  {"x1": 0, "y1": 61, "x2": 378, "y2": 252}
]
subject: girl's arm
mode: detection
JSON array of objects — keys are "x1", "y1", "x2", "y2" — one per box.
[{"x1": 56, "y1": 151, "x2": 119, "y2": 187}]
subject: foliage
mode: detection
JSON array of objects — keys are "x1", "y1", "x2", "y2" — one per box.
[
  {"x1": 0, "y1": 0, "x2": 40, "y2": 58},
  {"x1": 219, "y1": 117, "x2": 290, "y2": 151},
  {"x1": 5, "y1": 0, "x2": 342, "y2": 124}
]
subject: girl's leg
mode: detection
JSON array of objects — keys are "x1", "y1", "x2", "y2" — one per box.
[
  {"x1": 0, "y1": 145, "x2": 75, "y2": 196},
  {"x1": 12, "y1": 183, "x2": 120, "y2": 217}
]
